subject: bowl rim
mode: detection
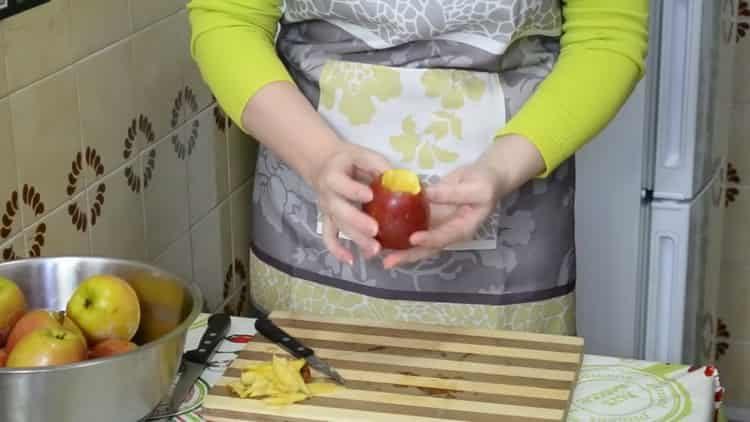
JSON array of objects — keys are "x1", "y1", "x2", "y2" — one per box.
[{"x1": 0, "y1": 256, "x2": 204, "y2": 374}]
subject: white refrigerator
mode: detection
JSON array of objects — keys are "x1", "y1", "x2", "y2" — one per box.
[{"x1": 575, "y1": 0, "x2": 737, "y2": 366}]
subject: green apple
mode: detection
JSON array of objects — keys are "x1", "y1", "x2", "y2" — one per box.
[
  {"x1": 0, "y1": 277, "x2": 27, "y2": 348},
  {"x1": 66, "y1": 275, "x2": 141, "y2": 344},
  {"x1": 6, "y1": 327, "x2": 87, "y2": 368}
]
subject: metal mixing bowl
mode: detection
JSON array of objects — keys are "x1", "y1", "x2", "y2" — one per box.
[{"x1": 0, "y1": 256, "x2": 203, "y2": 422}]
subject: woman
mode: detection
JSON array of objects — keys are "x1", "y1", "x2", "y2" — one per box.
[{"x1": 188, "y1": 0, "x2": 648, "y2": 334}]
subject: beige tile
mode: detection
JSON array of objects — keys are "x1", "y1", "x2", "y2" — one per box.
[
  {"x1": 69, "y1": 0, "x2": 131, "y2": 60},
  {"x1": 729, "y1": 104, "x2": 750, "y2": 180},
  {"x1": 722, "y1": 185, "x2": 750, "y2": 262},
  {"x1": 89, "y1": 160, "x2": 146, "y2": 260},
  {"x1": 131, "y1": 13, "x2": 186, "y2": 142},
  {"x1": 227, "y1": 123, "x2": 258, "y2": 192},
  {"x1": 717, "y1": 342, "x2": 750, "y2": 408},
  {"x1": 0, "y1": 27, "x2": 8, "y2": 97},
  {"x1": 734, "y1": 31, "x2": 750, "y2": 105},
  {"x1": 191, "y1": 200, "x2": 232, "y2": 312},
  {"x1": 9, "y1": 69, "x2": 82, "y2": 227},
  {"x1": 0, "y1": 233, "x2": 25, "y2": 263},
  {"x1": 24, "y1": 193, "x2": 91, "y2": 257},
  {"x1": 176, "y1": 10, "x2": 213, "y2": 114},
  {"x1": 76, "y1": 40, "x2": 139, "y2": 178},
  {"x1": 186, "y1": 107, "x2": 229, "y2": 224},
  {"x1": 131, "y1": 0, "x2": 186, "y2": 31},
  {"x1": 142, "y1": 136, "x2": 189, "y2": 259},
  {"x1": 718, "y1": 260, "x2": 750, "y2": 341},
  {"x1": 2, "y1": 0, "x2": 73, "y2": 92},
  {"x1": 154, "y1": 232, "x2": 193, "y2": 285},
  {"x1": 0, "y1": 99, "x2": 21, "y2": 241},
  {"x1": 229, "y1": 180, "x2": 253, "y2": 315}
]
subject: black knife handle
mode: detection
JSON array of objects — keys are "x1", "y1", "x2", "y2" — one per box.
[
  {"x1": 255, "y1": 317, "x2": 314, "y2": 359},
  {"x1": 184, "y1": 313, "x2": 231, "y2": 364}
]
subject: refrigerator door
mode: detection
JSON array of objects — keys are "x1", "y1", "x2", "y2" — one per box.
[
  {"x1": 644, "y1": 165, "x2": 725, "y2": 365},
  {"x1": 652, "y1": 0, "x2": 734, "y2": 200}
]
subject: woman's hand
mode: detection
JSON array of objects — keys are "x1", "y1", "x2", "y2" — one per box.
[
  {"x1": 382, "y1": 134, "x2": 545, "y2": 269},
  {"x1": 313, "y1": 143, "x2": 391, "y2": 265}
]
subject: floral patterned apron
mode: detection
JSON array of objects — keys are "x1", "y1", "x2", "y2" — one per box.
[{"x1": 250, "y1": 0, "x2": 577, "y2": 333}]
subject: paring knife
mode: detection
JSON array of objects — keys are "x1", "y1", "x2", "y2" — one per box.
[
  {"x1": 255, "y1": 317, "x2": 346, "y2": 385},
  {"x1": 144, "y1": 313, "x2": 231, "y2": 420}
]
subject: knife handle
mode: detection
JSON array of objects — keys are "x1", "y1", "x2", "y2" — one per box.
[
  {"x1": 184, "y1": 313, "x2": 231, "y2": 364},
  {"x1": 255, "y1": 317, "x2": 314, "y2": 359}
]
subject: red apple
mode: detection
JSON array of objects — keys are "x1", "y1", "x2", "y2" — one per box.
[
  {"x1": 6, "y1": 327, "x2": 87, "y2": 368},
  {"x1": 66, "y1": 274, "x2": 141, "y2": 344},
  {"x1": 6, "y1": 309, "x2": 87, "y2": 353},
  {"x1": 0, "y1": 277, "x2": 27, "y2": 347},
  {"x1": 363, "y1": 169, "x2": 429, "y2": 250},
  {"x1": 89, "y1": 339, "x2": 138, "y2": 359},
  {"x1": 0, "y1": 348, "x2": 7, "y2": 367}
]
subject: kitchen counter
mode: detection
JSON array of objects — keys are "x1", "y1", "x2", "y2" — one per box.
[{"x1": 151, "y1": 314, "x2": 726, "y2": 422}]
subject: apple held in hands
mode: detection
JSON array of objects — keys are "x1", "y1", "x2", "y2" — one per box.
[
  {"x1": 0, "y1": 277, "x2": 27, "y2": 347},
  {"x1": 6, "y1": 327, "x2": 87, "y2": 368},
  {"x1": 66, "y1": 275, "x2": 141, "y2": 344},
  {"x1": 363, "y1": 169, "x2": 430, "y2": 250}
]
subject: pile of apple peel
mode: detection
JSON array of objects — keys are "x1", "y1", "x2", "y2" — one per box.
[{"x1": 228, "y1": 355, "x2": 338, "y2": 406}]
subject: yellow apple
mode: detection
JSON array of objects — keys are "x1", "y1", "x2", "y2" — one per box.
[
  {"x1": 6, "y1": 327, "x2": 87, "y2": 368},
  {"x1": 0, "y1": 277, "x2": 27, "y2": 348},
  {"x1": 66, "y1": 275, "x2": 141, "y2": 344}
]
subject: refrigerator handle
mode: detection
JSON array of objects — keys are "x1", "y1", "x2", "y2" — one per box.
[{"x1": 646, "y1": 231, "x2": 685, "y2": 363}]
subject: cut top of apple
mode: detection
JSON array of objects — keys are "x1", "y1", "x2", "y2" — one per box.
[{"x1": 381, "y1": 169, "x2": 421, "y2": 195}]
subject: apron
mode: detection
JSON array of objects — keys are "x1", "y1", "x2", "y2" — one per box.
[{"x1": 249, "y1": 0, "x2": 576, "y2": 331}]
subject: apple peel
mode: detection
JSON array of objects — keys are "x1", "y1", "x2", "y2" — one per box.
[{"x1": 229, "y1": 355, "x2": 339, "y2": 407}]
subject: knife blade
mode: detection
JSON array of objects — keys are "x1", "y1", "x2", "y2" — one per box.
[{"x1": 254, "y1": 317, "x2": 346, "y2": 385}]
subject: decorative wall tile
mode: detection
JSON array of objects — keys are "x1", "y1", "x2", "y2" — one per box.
[
  {"x1": 176, "y1": 10, "x2": 213, "y2": 113},
  {"x1": 0, "y1": 99, "x2": 20, "y2": 241},
  {"x1": 729, "y1": 104, "x2": 750, "y2": 180},
  {"x1": 131, "y1": 0, "x2": 187, "y2": 31},
  {"x1": 229, "y1": 180, "x2": 253, "y2": 316},
  {"x1": 9, "y1": 69, "x2": 81, "y2": 227},
  {"x1": 0, "y1": 28, "x2": 8, "y2": 97},
  {"x1": 90, "y1": 160, "x2": 146, "y2": 261},
  {"x1": 131, "y1": 13, "x2": 186, "y2": 142},
  {"x1": 69, "y1": 0, "x2": 131, "y2": 60},
  {"x1": 0, "y1": 233, "x2": 25, "y2": 263},
  {"x1": 77, "y1": 40, "x2": 138, "y2": 177},
  {"x1": 143, "y1": 136, "x2": 189, "y2": 259},
  {"x1": 718, "y1": 342, "x2": 750, "y2": 408},
  {"x1": 154, "y1": 232, "x2": 193, "y2": 286},
  {"x1": 190, "y1": 200, "x2": 232, "y2": 313},
  {"x1": 717, "y1": 260, "x2": 750, "y2": 342},
  {"x1": 722, "y1": 186, "x2": 750, "y2": 264},
  {"x1": 227, "y1": 123, "x2": 258, "y2": 192},
  {"x1": 1, "y1": 0, "x2": 73, "y2": 92},
  {"x1": 185, "y1": 107, "x2": 229, "y2": 225},
  {"x1": 24, "y1": 193, "x2": 90, "y2": 257}
]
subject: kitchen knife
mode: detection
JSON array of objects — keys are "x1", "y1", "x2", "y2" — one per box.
[
  {"x1": 255, "y1": 317, "x2": 346, "y2": 385},
  {"x1": 169, "y1": 313, "x2": 231, "y2": 410}
]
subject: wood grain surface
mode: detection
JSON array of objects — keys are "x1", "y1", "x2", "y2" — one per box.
[{"x1": 203, "y1": 311, "x2": 584, "y2": 421}]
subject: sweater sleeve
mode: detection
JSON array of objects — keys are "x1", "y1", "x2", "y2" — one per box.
[
  {"x1": 498, "y1": 0, "x2": 649, "y2": 177},
  {"x1": 187, "y1": 0, "x2": 292, "y2": 130}
]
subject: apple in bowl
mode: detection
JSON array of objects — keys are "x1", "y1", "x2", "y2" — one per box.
[
  {"x1": 6, "y1": 309, "x2": 87, "y2": 353},
  {"x1": 0, "y1": 277, "x2": 26, "y2": 348},
  {"x1": 66, "y1": 274, "x2": 141, "y2": 344},
  {"x1": 6, "y1": 327, "x2": 87, "y2": 368},
  {"x1": 363, "y1": 169, "x2": 430, "y2": 250}
]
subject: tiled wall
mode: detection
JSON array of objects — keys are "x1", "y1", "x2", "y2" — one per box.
[
  {"x1": 718, "y1": 0, "x2": 750, "y2": 415},
  {"x1": 0, "y1": 0, "x2": 257, "y2": 316}
]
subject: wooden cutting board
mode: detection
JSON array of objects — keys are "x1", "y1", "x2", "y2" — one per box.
[{"x1": 203, "y1": 311, "x2": 584, "y2": 422}]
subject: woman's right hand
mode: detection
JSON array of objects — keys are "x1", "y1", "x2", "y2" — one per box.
[{"x1": 312, "y1": 143, "x2": 391, "y2": 265}]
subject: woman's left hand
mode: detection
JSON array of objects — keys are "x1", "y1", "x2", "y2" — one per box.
[{"x1": 382, "y1": 134, "x2": 546, "y2": 269}]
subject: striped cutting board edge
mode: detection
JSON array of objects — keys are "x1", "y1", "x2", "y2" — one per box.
[{"x1": 203, "y1": 311, "x2": 584, "y2": 422}]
